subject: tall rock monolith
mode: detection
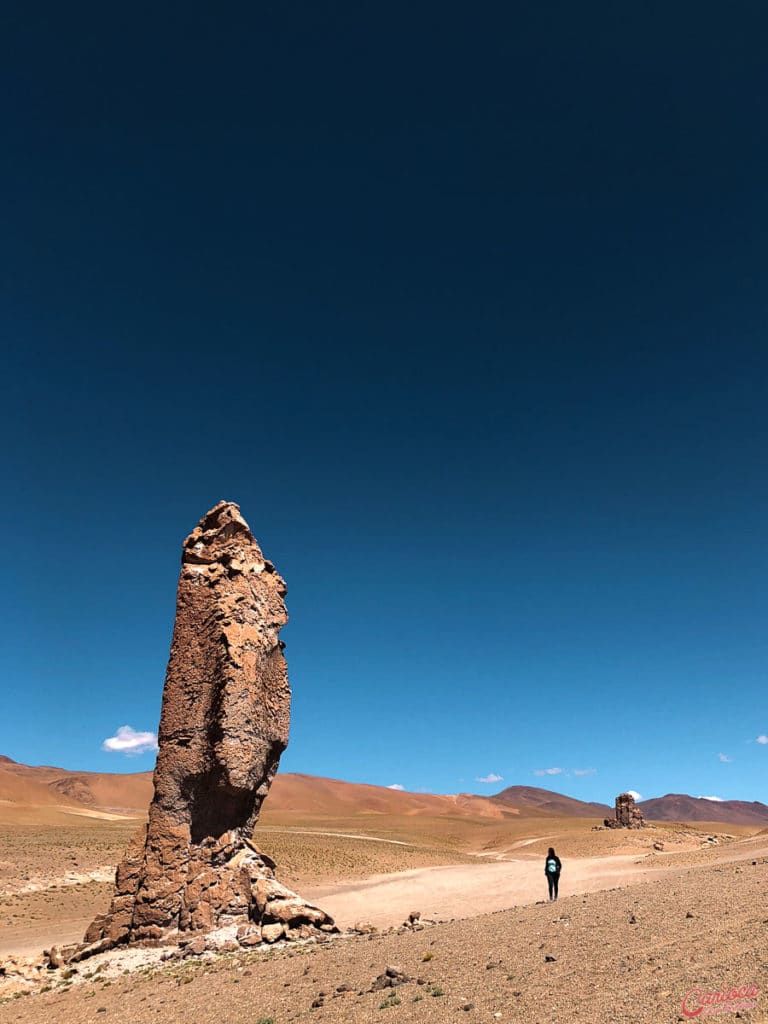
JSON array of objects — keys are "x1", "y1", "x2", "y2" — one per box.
[{"x1": 79, "y1": 501, "x2": 336, "y2": 956}]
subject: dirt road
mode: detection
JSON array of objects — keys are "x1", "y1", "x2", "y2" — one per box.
[
  {"x1": 303, "y1": 833, "x2": 768, "y2": 929},
  {"x1": 301, "y1": 853, "x2": 666, "y2": 928}
]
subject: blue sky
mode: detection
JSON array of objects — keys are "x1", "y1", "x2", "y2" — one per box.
[{"x1": 1, "y1": 3, "x2": 767, "y2": 804}]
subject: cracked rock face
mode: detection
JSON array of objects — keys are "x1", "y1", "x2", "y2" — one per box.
[
  {"x1": 81, "y1": 502, "x2": 336, "y2": 955},
  {"x1": 604, "y1": 792, "x2": 645, "y2": 830}
]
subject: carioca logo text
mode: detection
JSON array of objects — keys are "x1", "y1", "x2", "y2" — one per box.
[{"x1": 681, "y1": 983, "x2": 759, "y2": 1018}]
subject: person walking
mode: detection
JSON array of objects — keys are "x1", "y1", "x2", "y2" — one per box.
[{"x1": 545, "y1": 847, "x2": 562, "y2": 900}]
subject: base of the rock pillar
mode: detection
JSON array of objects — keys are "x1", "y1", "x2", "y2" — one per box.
[{"x1": 74, "y1": 832, "x2": 336, "y2": 963}]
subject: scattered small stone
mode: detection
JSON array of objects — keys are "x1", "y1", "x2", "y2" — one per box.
[
  {"x1": 353, "y1": 921, "x2": 376, "y2": 934},
  {"x1": 461, "y1": 1002, "x2": 475, "y2": 1011},
  {"x1": 371, "y1": 965, "x2": 413, "y2": 991},
  {"x1": 545, "y1": 955, "x2": 557, "y2": 963},
  {"x1": 629, "y1": 915, "x2": 637, "y2": 924},
  {"x1": 183, "y1": 936, "x2": 206, "y2": 957}
]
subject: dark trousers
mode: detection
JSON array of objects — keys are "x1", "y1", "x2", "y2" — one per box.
[{"x1": 547, "y1": 872, "x2": 559, "y2": 900}]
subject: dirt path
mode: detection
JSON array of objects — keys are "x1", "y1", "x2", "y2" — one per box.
[
  {"x1": 301, "y1": 854, "x2": 662, "y2": 928},
  {"x1": 1, "y1": 855, "x2": 658, "y2": 956},
  {"x1": 3, "y1": 832, "x2": 764, "y2": 959},
  {"x1": 0, "y1": 920, "x2": 91, "y2": 957},
  {"x1": 257, "y1": 827, "x2": 411, "y2": 846},
  {"x1": 302, "y1": 835, "x2": 768, "y2": 929}
]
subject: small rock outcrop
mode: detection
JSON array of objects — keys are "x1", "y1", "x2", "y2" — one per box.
[
  {"x1": 604, "y1": 792, "x2": 645, "y2": 829},
  {"x1": 79, "y1": 501, "x2": 336, "y2": 957}
]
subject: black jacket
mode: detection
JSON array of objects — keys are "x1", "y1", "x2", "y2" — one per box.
[{"x1": 544, "y1": 855, "x2": 562, "y2": 876}]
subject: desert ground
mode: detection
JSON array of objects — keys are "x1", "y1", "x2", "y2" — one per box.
[{"x1": 1, "y1": 765, "x2": 766, "y2": 1023}]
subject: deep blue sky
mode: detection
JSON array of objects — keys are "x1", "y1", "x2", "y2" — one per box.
[{"x1": 2, "y1": 3, "x2": 767, "y2": 804}]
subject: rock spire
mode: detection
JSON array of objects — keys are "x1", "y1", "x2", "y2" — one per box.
[{"x1": 79, "y1": 501, "x2": 335, "y2": 956}]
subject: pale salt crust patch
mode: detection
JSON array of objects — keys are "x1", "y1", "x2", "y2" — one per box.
[
  {"x1": 1, "y1": 867, "x2": 115, "y2": 897},
  {"x1": 0, "y1": 924, "x2": 353, "y2": 1002}
]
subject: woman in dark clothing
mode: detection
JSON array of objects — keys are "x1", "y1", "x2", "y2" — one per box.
[{"x1": 545, "y1": 847, "x2": 562, "y2": 900}]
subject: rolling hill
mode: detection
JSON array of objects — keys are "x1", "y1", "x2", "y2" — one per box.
[
  {"x1": 491, "y1": 785, "x2": 611, "y2": 818},
  {"x1": 1, "y1": 755, "x2": 766, "y2": 827},
  {"x1": 639, "y1": 793, "x2": 768, "y2": 827}
]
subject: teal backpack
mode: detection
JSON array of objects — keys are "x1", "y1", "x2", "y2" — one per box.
[{"x1": 546, "y1": 857, "x2": 558, "y2": 873}]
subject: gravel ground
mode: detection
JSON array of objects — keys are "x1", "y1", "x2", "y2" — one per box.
[{"x1": 1, "y1": 854, "x2": 766, "y2": 1024}]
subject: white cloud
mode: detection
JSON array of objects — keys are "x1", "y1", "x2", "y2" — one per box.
[
  {"x1": 757, "y1": 735, "x2": 768, "y2": 745},
  {"x1": 475, "y1": 773, "x2": 504, "y2": 784},
  {"x1": 386, "y1": 784, "x2": 405, "y2": 791},
  {"x1": 698, "y1": 795, "x2": 724, "y2": 802},
  {"x1": 718, "y1": 752, "x2": 733, "y2": 763},
  {"x1": 573, "y1": 768, "x2": 597, "y2": 776},
  {"x1": 102, "y1": 725, "x2": 158, "y2": 756},
  {"x1": 627, "y1": 790, "x2": 643, "y2": 801},
  {"x1": 534, "y1": 767, "x2": 563, "y2": 777}
]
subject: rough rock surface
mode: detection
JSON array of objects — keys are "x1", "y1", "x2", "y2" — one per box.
[
  {"x1": 79, "y1": 501, "x2": 336, "y2": 956},
  {"x1": 604, "y1": 792, "x2": 645, "y2": 829}
]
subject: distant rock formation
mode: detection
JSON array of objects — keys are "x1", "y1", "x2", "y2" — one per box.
[
  {"x1": 77, "y1": 501, "x2": 336, "y2": 958},
  {"x1": 604, "y1": 792, "x2": 645, "y2": 829}
]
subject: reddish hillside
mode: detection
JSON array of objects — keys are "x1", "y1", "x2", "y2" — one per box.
[
  {"x1": 262, "y1": 774, "x2": 515, "y2": 823},
  {"x1": 0, "y1": 758, "x2": 514, "y2": 823},
  {"x1": 0, "y1": 765, "x2": 83, "y2": 808},
  {"x1": 491, "y1": 785, "x2": 612, "y2": 818},
  {"x1": 640, "y1": 794, "x2": 768, "y2": 826},
  {"x1": 3, "y1": 756, "x2": 765, "y2": 829},
  {"x1": 0, "y1": 756, "x2": 153, "y2": 811},
  {"x1": 47, "y1": 773, "x2": 155, "y2": 812}
]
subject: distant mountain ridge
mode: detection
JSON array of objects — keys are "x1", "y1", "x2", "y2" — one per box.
[
  {"x1": 491, "y1": 785, "x2": 612, "y2": 818},
  {"x1": 1, "y1": 755, "x2": 766, "y2": 827},
  {"x1": 639, "y1": 793, "x2": 768, "y2": 827}
]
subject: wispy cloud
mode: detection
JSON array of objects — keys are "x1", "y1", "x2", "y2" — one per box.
[
  {"x1": 698, "y1": 795, "x2": 724, "y2": 802},
  {"x1": 718, "y1": 752, "x2": 733, "y2": 763},
  {"x1": 386, "y1": 783, "x2": 405, "y2": 791},
  {"x1": 534, "y1": 767, "x2": 563, "y2": 777},
  {"x1": 475, "y1": 773, "x2": 504, "y2": 784},
  {"x1": 102, "y1": 725, "x2": 158, "y2": 756},
  {"x1": 757, "y1": 735, "x2": 768, "y2": 745},
  {"x1": 572, "y1": 768, "x2": 597, "y2": 776},
  {"x1": 627, "y1": 790, "x2": 643, "y2": 801}
]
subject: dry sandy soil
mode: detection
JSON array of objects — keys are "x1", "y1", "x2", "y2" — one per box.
[
  {"x1": 0, "y1": 838, "x2": 766, "y2": 1024},
  {"x1": 1, "y1": 764, "x2": 766, "y2": 1022},
  {"x1": 1, "y1": 797, "x2": 766, "y2": 1023}
]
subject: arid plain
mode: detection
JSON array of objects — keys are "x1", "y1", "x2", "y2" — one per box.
[{"x1": 1, "y1": 757, "x2": 766, "y2": 1023}]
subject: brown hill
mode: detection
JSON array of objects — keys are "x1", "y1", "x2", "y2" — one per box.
[
  {"x1": 640, "y1": 793, "x2": 768, "y2": 826},
  {"x1": 46, "y1": 773, "x2": 155, "y2": 812},
  {"x1": 0, "y1": 759, "x2": 514, "y2": 824},
  {"x1": 261, "y1": 774, "x2": 514, "y2": 823},
  {"x1": 0, "y1": 767, "x2": 82, "y2": 809},
  {"x1": 2, "y1": 756, "x2": 765, "y2": 829},
  {"x1": 491, "y1": 785, "x2": 611, "y2": 818},
  {"x1": 0, "y1": 757, "x2": 154, "y2": 813}
]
